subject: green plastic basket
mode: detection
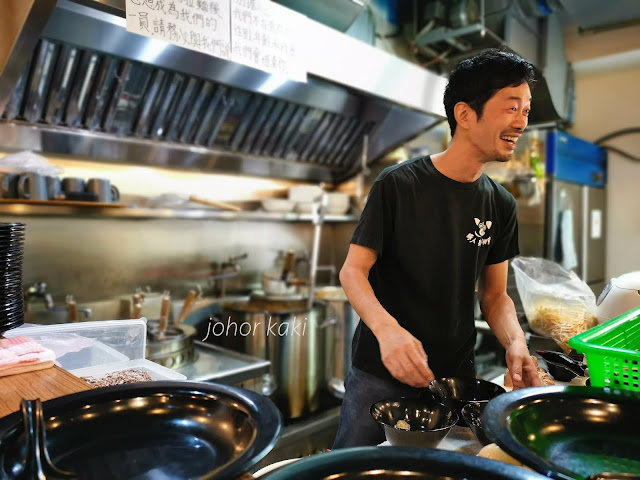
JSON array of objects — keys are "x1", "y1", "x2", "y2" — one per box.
[{"x1": 569, "y1": 306, "x2": 640, "y2": 393}]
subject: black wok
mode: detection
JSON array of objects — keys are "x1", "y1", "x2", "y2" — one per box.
[
  {"x1": 0, "y1": 381, "x2": 282, "y2": 480},
  {"x1": 259, "y1": 446, "x2": 550, "y2": 479},
  {"x1": 483, "y1": 385, "x2": 640, "y2": 480}
]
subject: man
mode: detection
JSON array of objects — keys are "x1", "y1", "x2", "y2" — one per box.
[{"x1": 333, "y1": 48, "x2": 542, "y2": 449}]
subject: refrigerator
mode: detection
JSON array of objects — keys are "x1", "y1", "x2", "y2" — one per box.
[{"x1": 507, "y1": 130, "x2": 608, "y2": 313}]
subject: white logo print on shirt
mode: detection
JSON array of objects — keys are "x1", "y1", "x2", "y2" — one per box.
[{"x1": 466, "y1": 218, "x2": 492, "y2": 246}]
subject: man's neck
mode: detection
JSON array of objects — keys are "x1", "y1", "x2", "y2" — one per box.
[{"x1": 431, "y1": 141, "x2": 485, "y2": 183}]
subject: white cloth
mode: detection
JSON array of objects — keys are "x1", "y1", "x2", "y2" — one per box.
[{"x1": 560, "y1": 209, "x2": 578, "y2": 270}]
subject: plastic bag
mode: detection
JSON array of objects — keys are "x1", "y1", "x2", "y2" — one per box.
[
  {"x1": 512, "y1": 256, "x2": 598, "y2": 353},
  {"x1": 0, "y1": 150, "x2": 63, "y2": 176}
]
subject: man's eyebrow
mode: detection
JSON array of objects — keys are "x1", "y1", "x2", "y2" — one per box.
[{"x1": 505, "y1": 95, "x2": 532, "y2": 103}]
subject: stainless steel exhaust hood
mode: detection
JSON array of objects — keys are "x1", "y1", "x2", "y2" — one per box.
[{"x1": 0, "y1": 0, "x2": 447, "y2": 184}]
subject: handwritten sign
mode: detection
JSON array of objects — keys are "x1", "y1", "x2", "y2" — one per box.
[
  {"x1": 125, "y1": 0, "x2": 232, "y2": 60},
  {"x1": 230, "y1": 0, "x2": 307, "y2": 82}
]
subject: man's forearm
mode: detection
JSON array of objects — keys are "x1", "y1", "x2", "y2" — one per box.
[
  {"x1": 481, "y1": 292, "x2": 527, "y2": 351},
  {"x1": 340, "y1": 266, "x2": 398, "y2": 337}
]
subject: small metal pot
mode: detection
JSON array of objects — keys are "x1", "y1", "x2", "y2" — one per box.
[{"x1": 146, "y1": 320, "x2": 197, "y2": 369}]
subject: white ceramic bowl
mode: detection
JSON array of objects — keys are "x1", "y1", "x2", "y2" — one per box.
[
  {"x1": 261, "y1": 198, "x2": 295, "y2": 213},
  {"x1": 288, "y1": 185, "x2": 323, "y2": 203},
  {"x1": 261, "y1": 272, "x2": 297, "y2": 296},
  {"x1": 326, "y1": 192, "x2": 351, "y2": 214},
  {"x1": 294, "y1": 201, "x2": 314, "y2": 213}
]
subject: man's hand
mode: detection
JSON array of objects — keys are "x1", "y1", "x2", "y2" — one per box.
[
  {"x1": 378, "y1": 324, "x2": 435, "y2": 387},
  {"x1": 506, "y1": 340, "x2": 541, "y2": 389}
]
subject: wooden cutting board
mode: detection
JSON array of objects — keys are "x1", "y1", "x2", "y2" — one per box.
[
  {"x1": 0, "y1": 199, "x2": 128, "y2": 208},
  {"x1": 0, "y1": 365, "x2": 92, "y2": 419}
]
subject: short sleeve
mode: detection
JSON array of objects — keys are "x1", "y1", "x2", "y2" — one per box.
[
  {"x1": 350, "y1": 175, "x2": 395, "y2": 256},
  {"x1": 485, "y1": 195, "x2": 519, "y2": 265}
]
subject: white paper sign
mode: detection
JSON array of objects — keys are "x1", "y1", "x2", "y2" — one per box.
[
  {"x1": 591, "y1": 209, "x2": 602, "y2": 239},
  {"x1": 230, "y1": 0, "x2": 307, "y2": 82},
  {"x1": 125, "y1": 0, "x2": 232, "y2": 60}
]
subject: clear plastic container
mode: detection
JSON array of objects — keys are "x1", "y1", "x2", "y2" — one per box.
[{"x1": 4, "y1": 319, "x2": 147, "y2": 370}]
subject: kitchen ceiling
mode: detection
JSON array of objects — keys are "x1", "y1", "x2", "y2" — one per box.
[{"x1": 555, "y1": 0, "x2": 640, "y2": 32}]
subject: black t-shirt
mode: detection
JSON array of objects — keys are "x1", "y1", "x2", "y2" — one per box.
[{"x1": 350, "y1": 155, "x2": 519, "y2": 383}]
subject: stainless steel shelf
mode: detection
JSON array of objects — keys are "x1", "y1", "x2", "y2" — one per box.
[{"x1": 0, "y1": 203, "x2": 360, "y2": 222}]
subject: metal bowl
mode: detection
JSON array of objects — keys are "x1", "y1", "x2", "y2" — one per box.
[
  {"x1": 460, "y1": 401, "x2": 491, "y2": 446},
  {"x1": 259, "y1": 446, "x2": 550, "y2": 479},
  {"x1": 428, "y1": 377, "x2": 506, "y2": 425},
  {"x1": 370, "y1": 397, "x2": 458, "y2": 448},
  {"x1": 0, "y1": 381, "x2": 282, "y2": 480},
  {"x1": 483, "y1": 385, "x2": 640, "y2": 480}
]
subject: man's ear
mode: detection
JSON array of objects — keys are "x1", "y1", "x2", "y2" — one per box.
[{"x1": 454, "y1": 102, "x2": 475, "y2": 130}]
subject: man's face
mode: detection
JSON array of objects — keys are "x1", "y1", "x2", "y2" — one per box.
[{"x1": 469, "y1": 83, "x2": 531, "y2": 163}]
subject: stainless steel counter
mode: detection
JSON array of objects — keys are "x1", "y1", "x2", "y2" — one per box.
[{"x1": 176, "y1": 341, "x2": 270, "y2": 384}]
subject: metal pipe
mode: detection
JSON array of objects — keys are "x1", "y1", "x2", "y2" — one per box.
[
  {"x1": 307, "y1": 193, "x2": 328, "y2": 310},
  {"x1": 355, "y1": 134, "x2": 370, "y2": 206}
]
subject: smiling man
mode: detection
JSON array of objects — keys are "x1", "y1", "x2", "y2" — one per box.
[{"x1": 333, "y1": 48, "x2": 542, "y2": 449}]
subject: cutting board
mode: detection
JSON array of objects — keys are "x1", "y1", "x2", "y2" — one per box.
[
  {"x1": 0, "y1": 199, "x2": 128, "y2": 208},
  {"x1": 0, "y1": 365, "x2": 92, "y2": 419}
]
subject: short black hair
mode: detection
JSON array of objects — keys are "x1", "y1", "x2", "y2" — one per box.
[{"x1": 443, "y1": 48, "x2": 536, "y2": 136}]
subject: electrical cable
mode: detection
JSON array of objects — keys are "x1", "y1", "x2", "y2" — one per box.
[
  {"x1": 593, "y1": 127, "x2": 640, "y2": 163},
  {"x1": 599, "y1": 145, "x2": 640, "y2": 163},
  {"x1": 594, "y1": 127, "x2": 640, "y2": 145}
]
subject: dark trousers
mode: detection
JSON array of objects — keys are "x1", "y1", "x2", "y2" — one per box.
[{"x1": 332, "y1": 367, "x2": 422, "y2": 449}]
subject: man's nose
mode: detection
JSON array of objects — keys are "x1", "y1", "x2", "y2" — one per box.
[{"x1": 513, "y1": 114, "x2": 528, "y2": 131}]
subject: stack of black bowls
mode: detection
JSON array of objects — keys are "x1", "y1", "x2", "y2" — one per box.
[{"x1": 0, "y1": 222, "x2": 25, "y2": 335}]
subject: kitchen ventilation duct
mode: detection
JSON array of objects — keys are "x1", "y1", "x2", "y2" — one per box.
[{"x1": 0, "y1": 0, "x2": 447, "y2": 184}]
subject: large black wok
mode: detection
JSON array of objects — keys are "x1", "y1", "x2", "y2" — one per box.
[
  {"x1": 0, "y1": 381, "x2": 282, "y2": 480},
  {"x1": 259, "y1": 446, "x2": 549, "y2": 479},
  {"x1": 483, "y1": 385, "x2": 640, "y2": 480}
]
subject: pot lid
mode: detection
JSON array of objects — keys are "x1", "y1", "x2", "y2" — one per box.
[{"x1": 0, "y1": 381, "x2": 282, "y2": 480}]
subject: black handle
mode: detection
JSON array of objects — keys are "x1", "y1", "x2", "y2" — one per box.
[
  {"x1": 280, "y1": 249, "x2": 295, "y2": 281},
  {"x1": 536, "y1": 350, "x2": 587, "y2": 376},
  {"x1": 20, "y1": 398, "x2": 77, "y2": 479},
  {"x1": 63, "y1": 191, "x2": 99, "y2": 202}
]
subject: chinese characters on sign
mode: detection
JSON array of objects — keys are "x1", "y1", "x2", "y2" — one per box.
[
  {"x1": 230, "y1": 0, "x2": 307, "y2": 82},
  {"x1": 126, "y1": 0, "x2": 232, "y2": 60},
  {"x1": 125, "y1": 0, "x2": 308, "y2": 82}
]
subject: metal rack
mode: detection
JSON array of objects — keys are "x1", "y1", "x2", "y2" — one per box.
[{"x1": 0, "y1": 203, "x2": 360, "y2": 222}]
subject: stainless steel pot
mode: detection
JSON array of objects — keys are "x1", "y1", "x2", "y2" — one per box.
[
  {"x1": 213, "y1": 296, "x2": 329, "y2": 419},
  {"x1": 146, "y1": 320, "x2": 198, "y2": 369},
  {"x1": 316, "y1": 287, "x2": 358, "y2": 399}
]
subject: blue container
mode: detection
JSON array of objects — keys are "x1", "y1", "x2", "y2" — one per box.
[{"x1": 545, "y1": 130, "x2": 607, "y2": 187}]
